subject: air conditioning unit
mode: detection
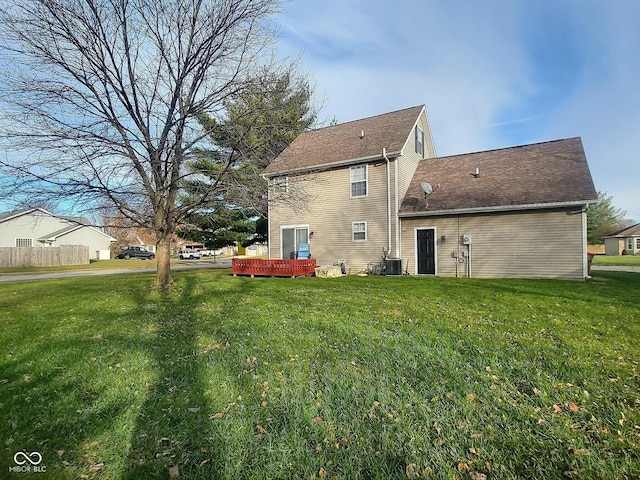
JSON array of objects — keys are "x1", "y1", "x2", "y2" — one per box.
[{"x1": 384, "y1": 258, "x2": 403, "y2": 276}]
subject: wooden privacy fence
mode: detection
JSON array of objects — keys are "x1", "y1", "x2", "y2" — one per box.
[
  {"x1": 232, "y1": 258, "x2": 317, "y2": 278},
  {"x1": 0, "y1": 246, "x2": 90, "y2": 268}
]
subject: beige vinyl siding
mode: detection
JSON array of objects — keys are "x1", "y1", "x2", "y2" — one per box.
[
  {"x1": 400, "y1": 209, "x2": 587, "y2": 279},
  {"x1": 396, "y1": 113, "x2": 435, "y2": 211},
  {"x1": 269, "y1": 161, "x2": 391, "y2": 273},
  {"x1": 386, "y1": 113, "x2": 436, "y2": 259}
]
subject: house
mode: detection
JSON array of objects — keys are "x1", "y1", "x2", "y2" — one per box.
[
  {"x1": 264, "y1": 105, "x2": 435, "y2": 269},
  {"x1": 264, "y1": 105, "x2": 598, "y2": 279},
  {"x1": 603, "y1": 223, "x2": 640, "y2": 255},
  {"x1": 0, "y1": 208, "x2": 117, "y2": 259}
]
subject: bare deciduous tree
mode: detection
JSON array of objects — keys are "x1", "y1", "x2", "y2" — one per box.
[{"x1": 0, "y1": 0, "x2": 284, "y2": 288}]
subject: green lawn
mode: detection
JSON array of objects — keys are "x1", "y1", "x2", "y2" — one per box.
[
  {"x1": 0, "y1": 256, "x2": 227, "y2": 274},
  {"x1": 1, "y1": 270, "x2": 638, "y2": 479},
  {"x1": 592, "y1": 255, "x2": 640, "y2": 267}
]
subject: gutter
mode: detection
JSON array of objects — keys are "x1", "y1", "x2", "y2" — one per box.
[
  {"x1": 263, "y1": 150, "x2": 403, "y2": 178},
  {"x1": 398, "y1": 200, "x2": 594, "y2": 218}
]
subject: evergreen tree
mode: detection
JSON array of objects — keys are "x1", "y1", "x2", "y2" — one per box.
[{"x1": 182, "y1": 66, "x2": 315, "y2": 248}]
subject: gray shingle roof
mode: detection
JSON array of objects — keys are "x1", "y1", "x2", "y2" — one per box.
[
  {"x1": 400, "y1": 137, "x2": 597, "y2": 215},
  {"x1": 604, "y1": 222, "x2": 640, "y2": 238},
  {"x1": 263, "y1": 105, "x2": 425, "y2": 176}
]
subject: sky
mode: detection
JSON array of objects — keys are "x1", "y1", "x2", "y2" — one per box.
[{"x1": 273, "y1": 0, "x2": 640, "y2": 221}]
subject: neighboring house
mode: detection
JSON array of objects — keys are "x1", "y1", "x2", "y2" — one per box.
[
  {"x1": 264, "y1": 105, "x2": 598, "y2": 279},
  {"x1": 0, "y1": 208, "x2": 117, "y2": 259},
  {"x1": 603, "y1": 223, "x2": 640, "y2": 255}
]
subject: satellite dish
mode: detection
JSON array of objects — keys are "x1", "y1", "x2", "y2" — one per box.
[{"x1": 420, "y1": 182, "x2": 433, "y2": 195}]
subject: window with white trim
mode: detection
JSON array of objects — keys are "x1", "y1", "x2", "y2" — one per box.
[
  {"x1": 352, "y1": 221, "x2": 367, "y2": 242},
  {"x1": 16, "y1": 238, "x2": 33, "y2": 247},
  {"x1": 350, "y1": 165, "x2": 367, "y2": 197},
  {"x1": 272, "y1": 176, "x2": 289, "y2": 194},
  {"x1": 636, "y1": 238, "x2": 640, "y2": 250},
  {"x1": 627, "y1": 238, "x2": 634, "y2": 250},
  {"x1": 415, "y1": 125, "x2": 425, "y2": 157}
]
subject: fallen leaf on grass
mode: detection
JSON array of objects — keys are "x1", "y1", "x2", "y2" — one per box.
[
  {"x1": 406, "y1": 463, "x2": 419, "y2": 478},
  {"x1": 458, "y1": 462, "x2": 469, "y2": 472},
  {"x1": 169, "y1": 465, "x2": 180, "y2": 478},
  {"x1": 433, "y1": 421, "x2": 442, "y2": 435},
  {"x1": 568, "y1": 402, "x2": 580, "y2": 413},
  {"x1": 256, "y1": 424, "x2": 267, "y2": 434},
  {"x1": 568, "y1": 447, "x2": 590, "y2": 456},
  {"x1": 553, "y1": 403, "x2": 563, "y2": 413},
  {"x1": 246, "y1": 356, "x2": 257, "y2": 366},
  {"x1": 619, "y1": 412, "x2": 627, "y2": 426},
  {"x1": 209, "y1": 412, "x2": 224, "y2": 420},
  {"x1": 312, "y1": 416, "x2": 322, "y2": 424},
  {"x1": 89, "y1": 463, "x2": 104, "y2": 473},
  {"x1": 469, "y1": 472, "x2": 488, "y2": 480}
]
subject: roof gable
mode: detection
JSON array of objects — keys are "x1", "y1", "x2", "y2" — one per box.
[
  {"x1": 400, "y1": 137, "x2": 598, "y2": 215},
  {"x1": 264, "y1": 105, "x2": 425, "y2": 175},
  {"x1": 0, "y1": 207, "x2": 52, "y2": 223},
  {"x1": 37, "y1": 224, "x2": 117, "y2": 242},
  {"x1": 604, "y1": 222, "x2": 640, "y2": 238}
]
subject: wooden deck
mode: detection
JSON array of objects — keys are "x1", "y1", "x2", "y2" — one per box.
[{"x1": 232, "y1": 258, "x2": 317, "y2": 278}]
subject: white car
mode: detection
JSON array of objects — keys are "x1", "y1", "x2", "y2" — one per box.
[{"x1": 178, "y1": 250, "x2": 201, "y2": 259}]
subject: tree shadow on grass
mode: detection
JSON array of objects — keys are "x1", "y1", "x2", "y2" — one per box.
[{"x1": 121, "y1": 273, "x2": 259, "y2": 480}]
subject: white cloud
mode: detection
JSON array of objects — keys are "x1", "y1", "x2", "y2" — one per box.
[{"x1": 276, "y1": 0, "x2": 640, "y2": 220}]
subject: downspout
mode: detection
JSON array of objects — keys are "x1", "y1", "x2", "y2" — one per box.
[
  {"x1": 263, "y1": 174, "x2": 271, "y2": 260},
  {"x1": 394, "y1": 153, "x2": 400, "y2": 258},
  {"x1": 383, "y1": 148, "x2": 392, "y2": 256},
  {"x1": 582, "y1": 206, "x2": 589, "y2": 278}
]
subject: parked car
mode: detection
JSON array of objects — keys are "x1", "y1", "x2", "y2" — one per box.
[
  {"x1": 178, "y1": 250, "x2": 201, "y2": 259},
  {"x1": 116, "y1": 246, "x2": 155, "y2": 260},
  {"x1": 201, "y1": 248, "x2": 225, "y2": 256}
]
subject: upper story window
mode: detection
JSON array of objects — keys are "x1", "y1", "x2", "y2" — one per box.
[
  {"x1": 350, "y1": 165, "x2": 368, "y2": 197},
  {"x1": 272, "y1": 176, "x2": 289, "y2": 194},
  {"x1": 415, "y1": 125, "x2": 425, "y2": 157}
]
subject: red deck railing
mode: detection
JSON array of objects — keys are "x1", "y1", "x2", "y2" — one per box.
[{"x1": 232, "y1": 258, "x2": 317, "y2": 277}]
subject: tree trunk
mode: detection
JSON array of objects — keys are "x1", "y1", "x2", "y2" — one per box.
[{"x1": 155, "y1": 233, "x2": 173, "y2": 289}]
